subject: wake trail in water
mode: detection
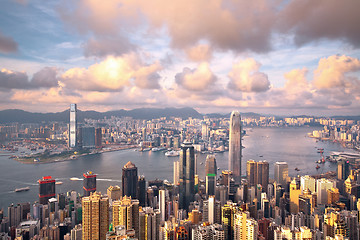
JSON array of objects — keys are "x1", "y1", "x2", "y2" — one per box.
[
  {"x1": 97, "y1": 179, "x2": 121, "y2": 182},
  {"x1": 0, "y1": 178, "x2": 37, "y2": 186}
]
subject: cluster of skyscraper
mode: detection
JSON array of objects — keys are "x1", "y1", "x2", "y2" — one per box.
[{"x1": 4, "y1": 107, "x2": 360, "y2": 239}]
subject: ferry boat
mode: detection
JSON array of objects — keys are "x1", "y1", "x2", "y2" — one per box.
[
  {"x1": 295, "y1": 167, "x2": 300, "y2": 171},
  {"x1": 70, "y1": 177, "x2": 81, "y2": 181},
  {"x1": 15, "y1": 187, "x2": 30, "y2": 192},
  {"x1": 316, "y1": 165, "x2": 320, "y2": 170},
  {"x1": 139, "y1": 148, "x2": 151, "y2": 152},
  {"x1": 55, "y1": 181, "x2": 63, "y2": 185},
  {"x1": 151, "y1": 147, "x2": 166, "y2": 152},
  {"x1": 165, "y1": 150, "x2": 179, "y2": 157}
]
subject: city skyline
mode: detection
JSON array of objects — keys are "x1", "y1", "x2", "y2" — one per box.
[{"x1": 0, "y1": 1, "x2": 359, "y2": 116}]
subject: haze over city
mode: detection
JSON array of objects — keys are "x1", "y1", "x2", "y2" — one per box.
[{"x1": 0, "y1": 0, "x2": 359, "y2": 116}]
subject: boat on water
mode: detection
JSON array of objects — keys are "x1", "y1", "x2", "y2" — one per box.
[
  {"x1": 295, "y1": 167, "x2": 300, "y2": 171},
  {"x1": 316, "y1": 159, "x2": 325, "y2": 164},
  {"x1": 55, "y1": 181, "x2": 63, "y2": 185},
  {"x1": 165, "y1": 150, "x2": 179, "y2": 157},
  {"x1": 15, "y1": 187, "x2": 30, "y2": 192},
  {"x1": 152, "y1": 147, "x2": 166, "y2": 152},
  {"x1": 139, "y1": 148, "x2": 151, "y2": 152},
  {"x1": 316, "y1": 165, "x2": 320, "y2": 170},
  {"x1": 70, "y1": 177, "x2": 82, "y2": 181}
]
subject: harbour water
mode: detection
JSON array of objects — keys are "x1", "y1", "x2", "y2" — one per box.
[{"x1": 0, "y1": 127, "x2": 356, "y2": 210}]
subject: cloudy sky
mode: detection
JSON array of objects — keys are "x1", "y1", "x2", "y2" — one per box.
[{"x1": 0, "y1": 0, "x2": 360, "y2": 116}]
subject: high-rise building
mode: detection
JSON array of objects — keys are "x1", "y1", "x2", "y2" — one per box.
[
  {"x1": 139, "y1": 207, "x2": 161, "y2": 240},
  {"x1": 81, "y1": 127, "x2": 95, "y2": 148},
  {"x1": 317, "y1": 178, "x2": 335, "y2": 205},
  {"x1": 289, "y1": 178, "x2": 301, "y2": 214},
  {"x1": 229, "y1": 111, "x2": 242, "y2": 183},
  {"x1": 82, "y1": 192, "x2": 109, "y2": 240},
  {"x1": 107, "y1": 185, "x2": 121, "y2": 201},
  {"x1": 38, "y1": 176, "x2": 55, "y2": 205},
  {"x1": 69, "y1": 103, "x2": 77, "y2": 148},
  {"x1": 159, "y1": 189, "x2": 166, "y2": 222},
  {"x1": 327, "y1": 188, "x2": 340, "y2": 205},
  {"x1": 247, "y1": 160, "x2": 257, "y2": 186},
  {"x1": 83, "y1": 171, "x2": 96, "y2": 197},
  {"x1": 324, "y1": 211, "x2": 349, "y2": 239},
  {"x1": 274, "y1": 162, "x2": 288, "y2": 187},
  {"x1": 205, "y1": 155, "x2": 217, "y2": 175},
  {"x1": 222, "y1": 203, "x2": 235, "y2": 240},
  {"x1": 337, "y1": 159, "x2": 350, "y2": 180},
  {"x1": 174, "y1": 160, "x2": 180, "y2": 185},
  {"x1": 202, "y1": 196, "x2": 221, "y2": 224},
  {"x1": 300, "y1": 175, "x2": 316, "y2": 194},
  {"x1": 233, "y1": 210, "x2": 258, "y2": 240},
  {"x1": 246, "y1": 160, "x2": 269, "y2": 191},
  {"x1": 122, "y1": 161, "x2": 138, "y2": 199},
  {"x1": 112, "y1": 196, "x2": 139, "y2": 239},
  {"x1": 95, "y1": 127, "x2": 102, "y2": 148},
  {"x1": 257, "y1": 161, "x2": 269, "y2": 191},
  {"x1": 202, "y1": 122, "x2": 209, "y2": 141},
  {"x1": 138, "y1": 176, "x2": 146, "y2": 207},
  {"x1": 205, "y1": 155, "x2": 217, "y2": 196},
  {"x1": 179, "y1": 142, "x2": 195, "y2": 210},
  {"x1": 70, "y1": 224, "x2": 82, "y2": 240}
]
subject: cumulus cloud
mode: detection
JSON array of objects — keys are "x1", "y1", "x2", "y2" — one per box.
[
  {"x1": 279, "y1": 0, "x2": 360, "y2": 47},
  {"x1": 313, "y1": 55, "x2": 360, "y2": 89},
  {"x1": 175, "y1": 63, "x2": 217, "y2": 91},
  {"x1": 31, "y1": 67, "x2": 59, "y2": 88},
  {"x1": 284, "y1": 68, "x2": 308, "y2": 89},
  {"x1": 185, "y1": 44, "x2": 212, "y2": 62},
  {"x1": 0, "y1": 31, "x2": 18, "y2": 54},
  {"x1": 0, "y1": 68, "x2": 59, "y2": 90},
  {"x1": 228, "y1": 58, "x2": 270, "y2": 92},
  {"x1": 61, "y1": 54, "x2": 162, "y2": 91},
  {"x1": 58, "y1": 0, "x2": 360, "y2": 57},
  {"x1": 0, "y1": 69, "x2": 28, "y2": 90},
  {"x1": 59, "y1": 0, "x2": 276, "y2": 53},
  {"x1": 133, "y1": 63, "x2": 162, "y2": 89}
]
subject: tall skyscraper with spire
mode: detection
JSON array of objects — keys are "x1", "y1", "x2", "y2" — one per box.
[
  {"x1": 229, "y1": 111, "x2": 242, "y2": 183},
  {"x1": 69, "y1": 103, "x2": 77, "y2": 148}
]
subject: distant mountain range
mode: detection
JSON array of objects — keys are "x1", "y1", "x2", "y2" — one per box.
[
  {"x1": 0, "y1": 108, "x2": 358, "y2": 124},
  {"x1": 0, "y1": 107, "x2": 202, "y2": 124}
]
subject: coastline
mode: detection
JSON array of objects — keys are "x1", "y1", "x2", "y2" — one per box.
[
  {"x1": 14, "y1": 145, "x2": 137, "y2": 164},
  {"x1": 308, "y1": 133, "x2": 360, "y2": 152}
]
